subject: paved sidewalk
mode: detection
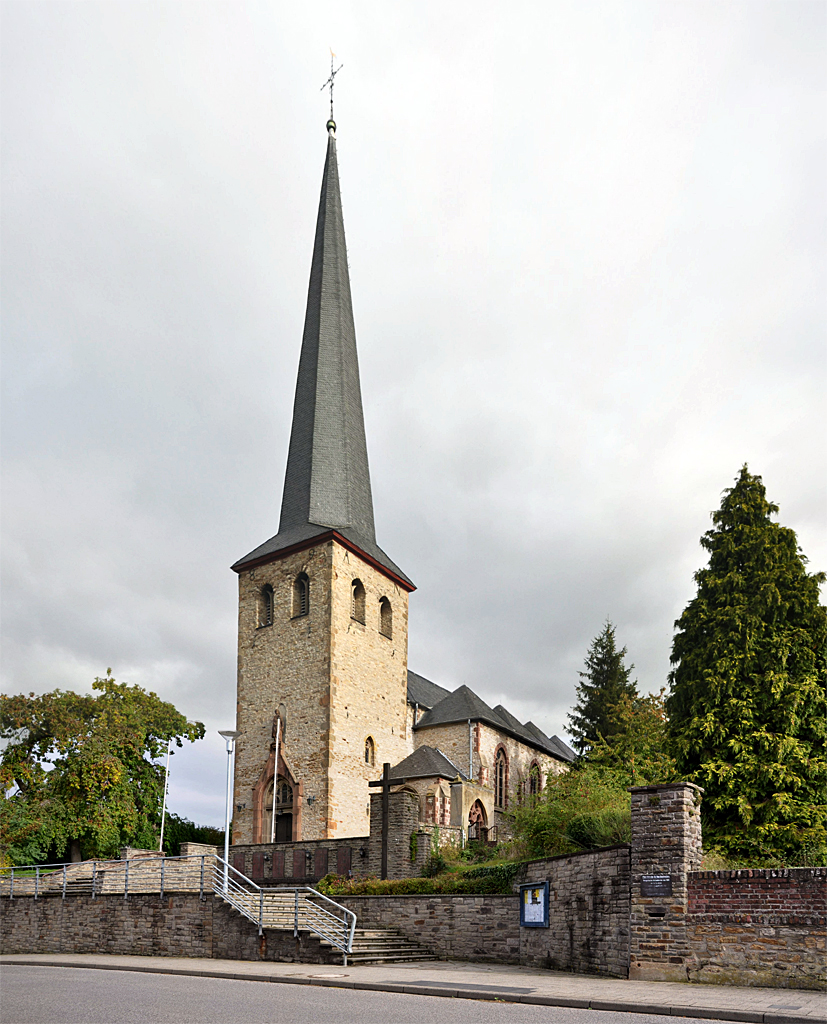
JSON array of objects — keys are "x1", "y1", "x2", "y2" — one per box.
[{"x1": 1, "y1": 954, "x2": 823, "y2": 1023}]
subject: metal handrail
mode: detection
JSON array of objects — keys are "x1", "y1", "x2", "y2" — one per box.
[{"x1": 0, "y1": 852, "x2": 356, "y2": 963}]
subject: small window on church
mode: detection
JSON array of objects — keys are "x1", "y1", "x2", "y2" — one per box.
[
  {"x1": 379, "y1": 597, "x2": 392, "y2": 639},
  {"x1": 292, "y1": 573, "x2": 309, "y2": 618},
  {"x1": 258, "y1": 584, "x2": 274, "y2": 628},
  {"x1": 351, "y1": 579, "x2": 365, "y2": 623},
  {"x1": 365, "y1": 736, "x2": 375, "y2": 766}
]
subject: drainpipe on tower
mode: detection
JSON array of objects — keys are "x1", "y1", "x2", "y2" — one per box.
[{"x1": 468, "y1": 719, "x2": 473, "y2": 780}]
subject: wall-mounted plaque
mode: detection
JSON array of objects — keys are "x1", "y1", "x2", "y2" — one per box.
[
  {"x1": 520, "y1": 881, "x2": 549, "y2": 928},
  {"x1": 641, "y1": 874, "x2": 672, "y2": 897}
]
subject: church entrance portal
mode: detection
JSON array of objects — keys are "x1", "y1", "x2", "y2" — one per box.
[{"x1": 264, "y1": 776, "x2": 294, "y2": 843}]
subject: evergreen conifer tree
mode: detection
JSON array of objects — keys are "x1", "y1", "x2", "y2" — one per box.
[
  {"x1": 568, "y1": 621, "x2": 638, "y2": 756},
  {"x1": 667, "y1": 466, "x2": 827, "y2": 863}
]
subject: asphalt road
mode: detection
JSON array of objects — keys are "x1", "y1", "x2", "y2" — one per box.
[{"x1": 0, "y1": 966, "x2": 732, "y2": 1024}]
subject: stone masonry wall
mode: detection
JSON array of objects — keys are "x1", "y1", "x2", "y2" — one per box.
[
  {"x1": 0, "y1": 894, "x2": 341, "y2": 965},
  {"x1": 234, "y1": 544, "x2": 333, "y2": 843},
  {"x1": 327, "y1": 542, "x2": 410, "y2": 838},
  {"x1": 685, "y1": 868, "x2": 826, "y2": 991},
  {"x1": 339, "y1": 894, "x2": 521, "y2": 963},
  {"x1": 234, "y1": 541, "x2": 412, "y2": 845},
  {"x1": 412, "y1": 720, "x2": 565, "y2": 833},
  {"x1": 368, "y1": 788, "x2": 420, "y2": 878},
  {"x1": 517, "y1": 846, "x2": 631, "y2": 977}
]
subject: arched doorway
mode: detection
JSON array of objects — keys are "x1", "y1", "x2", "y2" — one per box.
[
  {"x1": 468, "y1": 799, "x2": 487, "y2": 841},
  {"x1": 263, "y1": 775, "x2": 294, "y2": 843}
]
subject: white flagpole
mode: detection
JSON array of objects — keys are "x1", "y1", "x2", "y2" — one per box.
[
  {"x1": 158, "y1": 739, "x2": 171, "y2": 853},
  {"x1": 270, "y1": 717, "x2": 281, "y2": 845}
]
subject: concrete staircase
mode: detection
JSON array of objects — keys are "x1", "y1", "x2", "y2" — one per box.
[
  {"x1": 335, "y1": 928, "x2": 438, "y2": 964},
  {"x1": 222, "y1": 890, "x2": 436, "y2": 963}
]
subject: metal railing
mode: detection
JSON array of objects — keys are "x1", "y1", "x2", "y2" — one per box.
[{"x1": 0, "y1": 853, "x2": 356, "y2": 964}]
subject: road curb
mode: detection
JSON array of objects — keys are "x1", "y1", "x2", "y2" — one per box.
[{"x1": 0, "y1": 957, "x2": 817, "y2": 1023}]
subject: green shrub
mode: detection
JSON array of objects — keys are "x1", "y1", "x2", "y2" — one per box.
[
  {"x1": 315, "y1": 862, "x2": 520, "y2": 897},
  {"x1": 512, "y1": 764, "x2": 631, "y2": 858},
  {"x1": 565, "y1": 807, "x2": 630, "y2": 850}
]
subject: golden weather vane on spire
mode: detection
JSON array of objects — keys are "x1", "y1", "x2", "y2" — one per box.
[{"x1": 321, "y1": 49, "x2": 343, "y2": 128}]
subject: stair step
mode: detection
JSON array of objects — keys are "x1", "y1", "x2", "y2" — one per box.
[{"x1": 347, "y1": 950, "x2": 442, "y2": 958}]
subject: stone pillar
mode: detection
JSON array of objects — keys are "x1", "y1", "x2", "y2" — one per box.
[
  {"x1": 368, "y1": 789, "x2": 420, "y2": 879},
  {"x1": 629, "y1": 782, "x2": 703, "y2": 982}
]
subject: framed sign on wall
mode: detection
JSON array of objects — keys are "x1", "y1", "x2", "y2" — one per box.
[{"x1": 519, "y1": 881, "x2": 549, "y2": 928}]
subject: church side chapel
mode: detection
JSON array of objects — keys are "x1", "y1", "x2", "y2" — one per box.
[{"x1": 229, "y1": 118, "x2": 574, "y2": 857}]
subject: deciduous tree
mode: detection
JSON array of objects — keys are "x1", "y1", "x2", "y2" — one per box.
[{"x1": 0, "y1": 672, "x2": 204, "y2": 864}]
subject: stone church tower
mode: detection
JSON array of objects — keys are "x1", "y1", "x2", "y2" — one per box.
[{"x1": 230, "y1": 122, "x2": 415, "y2": 843}]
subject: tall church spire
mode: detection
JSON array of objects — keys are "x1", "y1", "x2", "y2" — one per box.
[{"x1": 233, "y1": 124, "x2": 412, "y2": 589}]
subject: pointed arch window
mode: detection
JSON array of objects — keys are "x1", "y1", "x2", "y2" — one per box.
[
  {"x1": 528, "y1": 761, "x2": 541, "y2": 798},
  {"x1": 258, "y1": 584, "x2": 274, "y2": 628},
  {"x1": 379, "y1": 597, "x2": 392, "y2": 639},
  {"x1": 364, "y1": 736, "x2": 375, "y2": 766},
  {"x1": 351, "y1": 579, "x2": 365, "y2": 623},
  {"x1": 292, "y1": 573, "x2": 309, "y2": 618},
  {"x1": 495, "y1": 748, "x2": 508, "y2": 809}
]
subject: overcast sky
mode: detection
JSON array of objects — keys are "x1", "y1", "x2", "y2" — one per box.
[{"x1": 2, "y1": 1, "x2": 825, "y2": 826}]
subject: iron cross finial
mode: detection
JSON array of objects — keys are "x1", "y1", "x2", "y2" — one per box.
[{"x1": 321, "y1": 50, "x2": 343, "y2": 128}]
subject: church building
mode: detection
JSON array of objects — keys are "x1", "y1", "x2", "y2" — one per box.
[{"x1": 229, "y1": 119, "x2": 574, "y2": 850}]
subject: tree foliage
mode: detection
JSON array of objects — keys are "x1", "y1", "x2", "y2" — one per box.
[
  {"x1": 666, "y1": 466, "x2": 827, "y2": 864},
  {"x1": 161, "y1": 813, "x2": 224, "y2": 857},
  {"x1": 0, "y1": 672, "x2": 204, "y2": 864},
  {"x1": 587, "y1": 688, "x2": 678, "y2": 786},
  {"x1": 568, "y1": 621, "x2": 638, "y2": 756}
]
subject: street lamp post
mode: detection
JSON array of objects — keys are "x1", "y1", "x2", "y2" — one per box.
[{"x1": 218, "y1": 729, "x2": 240, "y2": 891}]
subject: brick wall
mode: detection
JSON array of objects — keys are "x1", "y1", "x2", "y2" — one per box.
[
  {"x1": 0, "y1": 894, "x2": 341, "y2": 965},
  {"x1": 339, "y1": 894, "x2": 521, "y2": 963},
  {"x1": 685, "y1": 868, "x2": 826, "y2": 991},
  {"x1": 688, "y1": 868, "x2": 826, "y2": 916},
  {"x1": 517, "y1": 846, "x2": 631, "y2": 977}
]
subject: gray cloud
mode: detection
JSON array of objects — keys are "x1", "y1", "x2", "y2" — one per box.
[{"x1": 2, "y1": 1, "x2": 824, "y2": 824}]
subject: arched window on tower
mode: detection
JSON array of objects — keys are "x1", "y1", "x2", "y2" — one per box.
[
  {"x1": 379, "y1": 597, "x2": 392, "y2": 639},
  {"x1": 292, "y1": 573, "x2": 309, "y2": 618},
  {"x1": 258, "y1": 584, "x2": 274, "y2": 628},
  {"x1": 495, "y1": 748, "x2": 508, "y2": 809},
  {"x1": 364, "y1": 736, "x2": 375, "y2": 766},
  {"x1": 351, "y1": 579, "x2": 365, "y2": 623}
]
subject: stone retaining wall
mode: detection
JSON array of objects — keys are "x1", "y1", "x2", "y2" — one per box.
[
  {"x1": 0, "y1": 893, "x2": 340, "y2": 964},
  {"x1": 339, "y1": 894, "x2": 521, "y2": 963},
  {"x1": 517, "y1": 846, "x2": 630, "y2": 977}
]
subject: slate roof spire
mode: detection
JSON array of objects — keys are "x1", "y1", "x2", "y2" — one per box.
[{"x1": 233, "y1": 122, "x2": 412, "y2": 588}]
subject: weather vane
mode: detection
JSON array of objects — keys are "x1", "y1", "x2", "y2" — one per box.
[{"x1": 321, "y1": 49, "x2": 343, "y2": 126}]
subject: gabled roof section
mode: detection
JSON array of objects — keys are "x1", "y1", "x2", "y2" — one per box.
[
  {"x1": 493, "y1": 704, "x2": 538, "y2": 746},
  {"x1": 522, "y1": 722, "x2": 576, "y2": 762},
  {"x1": 385, "y1": 746, "x2": 468, "y2": 784},
  {"x1": 407, "y1": 670, "x2": 452, "y2": 710},
  {"x1": 414, "y1": 684, "x2": 573, "y2": 763},
  {"x1": 414, "y1": 685, "x2": 509, "y2": 733},
  {"x1": 232, "y1": 126, "x2": 412, "y2": 588}
]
